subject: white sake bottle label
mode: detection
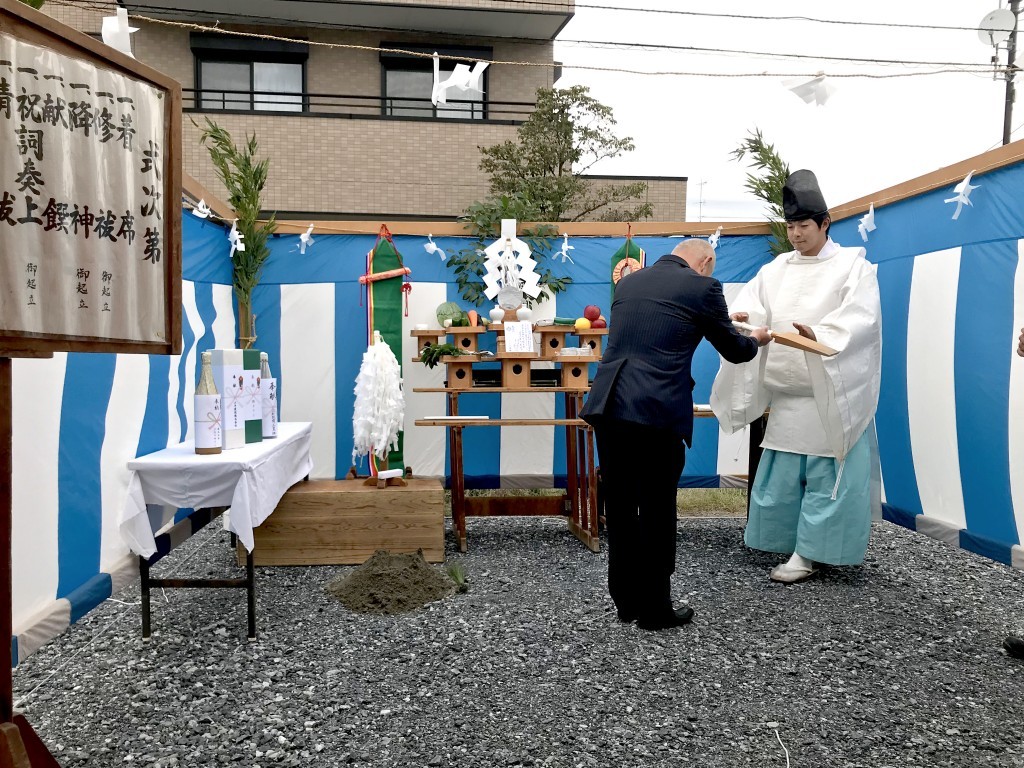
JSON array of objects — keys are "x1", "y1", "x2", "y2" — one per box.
[
  {"x1": 261, "y1": 378, "x2": 278, "y2": 438},
  {"x1": 194, "y1": 395, "x2": 222, "y2": 450}
]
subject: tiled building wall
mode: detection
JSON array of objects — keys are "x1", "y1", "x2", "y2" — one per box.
[
  {"x1": 181, "y1": 113, "x2": 519, "y2": 217},
  {"x1": 40, "y1": 2, "x2": 686, "y2": 221}
]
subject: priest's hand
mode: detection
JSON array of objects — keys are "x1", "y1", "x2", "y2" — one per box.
[
  {"x1": 793, "y1": 322, "x2": 817, "y2": 341},
  {"x1": 1018, "y1": 327, "x2": 1024, "y2": 357},
  {"x1": 730, "y1": 312, "x2": 749, "y2": 323},
  {"x1": 750, "y1": 326, "x2": 772, "y2": 346}
]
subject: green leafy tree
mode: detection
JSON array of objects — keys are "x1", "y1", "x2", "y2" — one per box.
[
  {"x1": 445, "y1": 86, "x2": 649, "y2": 307},
  {"x1": 197, "y1": 118, "x2": 276, "y2": 348},
  {"x1": 478, "y1": 85, "x2": 653, "y2": 223},
  {"x1": 731, "y1": 128, "x2": 793, "y2": 256}
]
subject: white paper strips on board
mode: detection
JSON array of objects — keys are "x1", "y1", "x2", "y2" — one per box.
[
  {"x1": 858, "y1": 204, "x2": 876, "y2": 242},
  {"x1": 298, "y1": 223, "x2": 315, "y2": 254},
  {"x1": 424, "y1": 234, "x2": 444, "y2": 259},
  {"x1": 481, "y1": 219, "x2": 541, "y2": 301},
  {"x1": 708, "y1": 225, "x2": 723, "y2": 250},
  {"x1": 191, "y1": 199, "x2": 212, "y2": 219},
  {"x1": 945, "y1": 171, "x2": 980, "y2": 221},
  {"x1": 0, "y1": 33, "x2": 167, "y2": 343},
  {"x1": 557, "y1": 233, "x2": 575, "y2": 264},
  {"x1": 100, "y1": 8, "x2": 138, "y2": 59}
]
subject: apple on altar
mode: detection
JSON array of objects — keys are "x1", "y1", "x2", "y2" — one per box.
[{"x1": 583, "y1": 305, "x2": 601, "y2": 322}]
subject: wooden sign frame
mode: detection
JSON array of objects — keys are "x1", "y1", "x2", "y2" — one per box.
[{"x1": 0, "y1": 0, "x2": 182, "y2": 357}]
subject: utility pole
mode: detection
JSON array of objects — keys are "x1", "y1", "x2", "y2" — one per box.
[{"x1": 1004, "y1": 0, "x2": 1021, "y2": 145}]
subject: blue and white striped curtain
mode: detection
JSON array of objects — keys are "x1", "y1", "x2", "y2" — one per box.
[{"x1": 13, "y1": 159, "x2": 1024, "y2": 663}]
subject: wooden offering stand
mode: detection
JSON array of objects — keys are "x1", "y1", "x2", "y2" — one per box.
[
  {"x1": 574, "y1": 327, "x2": 609, "y2": 356},
  {"x1": 536, "y1": 325, "x2": 575, "y2": 359},
  {"x1": 409, "y1": 321, "x2": 603, "y2": 552}
]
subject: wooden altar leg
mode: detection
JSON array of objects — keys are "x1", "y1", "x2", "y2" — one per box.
[
  {"x1": 451, "y1": 426, "x2": 467, "y2": 552},
  {"x1": 585, "y1": 426, "x2": 599, "y2": 547},
  {"x1": 564, "y1": 393, "x2": 579, "y2": 517},
  {"x1": 447, "y1": 393, "x2": 467, "y2": 552}
]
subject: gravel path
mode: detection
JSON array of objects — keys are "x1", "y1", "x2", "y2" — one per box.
[{"x1": 12, "y1": 517, "x2": 1024, "y2": 768}]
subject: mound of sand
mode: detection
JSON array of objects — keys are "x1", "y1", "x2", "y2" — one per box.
[{"x1": 326, "y1": 549, "x2": 456, "y2": 614}]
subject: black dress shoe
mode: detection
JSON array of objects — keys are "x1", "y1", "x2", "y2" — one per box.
[
  {"x1": 636, "y1": 606, "x2": 695, "y2": 631},
  {"x1": 1005, "y1": 635, "x2": 1024, "y2": 659}
]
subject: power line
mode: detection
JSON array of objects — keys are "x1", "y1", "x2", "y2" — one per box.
[
  {"x1": 50, "y1": 0, "x2": 1000, "y2": 76},
  {"x1": 513, "y1": 0, "x2": 984, "y2": 33},
  {"x1": 557, "y1": 39, "x2": 991, "y2": 70},
  {"x1": 129, "y1": 15, "x2": 996, "y2": 79}
]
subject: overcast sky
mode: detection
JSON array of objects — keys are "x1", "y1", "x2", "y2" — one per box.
[{"x1": 553, "y1": 1, "x2": 1014, "y2": 222}]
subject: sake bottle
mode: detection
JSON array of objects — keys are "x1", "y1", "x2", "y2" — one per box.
[
  {"x1": 194, "y1": 351, "x2": 222, "y2": 455},
  {"x1": 260, "y1": 352, "x2": 278, "y2": 439}
]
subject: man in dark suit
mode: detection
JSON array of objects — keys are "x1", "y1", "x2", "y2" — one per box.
[{"x1": 581, "y1": 238, "x2": 770, "y2": 630}]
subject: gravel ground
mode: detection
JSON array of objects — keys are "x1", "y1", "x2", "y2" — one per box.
[{"x1": 12, "y1": 517, "x2": 1024, "y2": 768}]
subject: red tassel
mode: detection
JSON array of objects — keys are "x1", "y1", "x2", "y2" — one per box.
[{"x1": 401, "y1": 282, "x2": 412, "y2": 317}]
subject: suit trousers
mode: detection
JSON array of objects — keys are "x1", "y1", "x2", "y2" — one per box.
[{"x1": 595, "y1": 419, "x2": 687, "y2": 620}]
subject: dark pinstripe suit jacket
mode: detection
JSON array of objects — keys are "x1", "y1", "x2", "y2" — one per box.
[{"x1": 580, "y1": 254, "x2": 759, "y2": 445}]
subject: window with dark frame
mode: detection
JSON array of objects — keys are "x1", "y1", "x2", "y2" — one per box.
[
  {"x1": 381, "y1": 44, "x2": 491, "y2": 120},
  {"x1": 191, "y1": 33, "x2": 308, "y2": 113}
]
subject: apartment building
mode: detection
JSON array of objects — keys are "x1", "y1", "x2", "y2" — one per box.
[{"x1": 46, "y1": 0, "x2": 686, "y2": 220}]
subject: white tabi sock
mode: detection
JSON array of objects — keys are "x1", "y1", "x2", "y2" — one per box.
[{"x1": 785, "y1": 552, "x2": 814, "y2": 570}]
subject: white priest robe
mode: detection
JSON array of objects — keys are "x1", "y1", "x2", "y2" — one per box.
[{"x1": 711, "y1": 238, "x2": 882, "y2": 476}]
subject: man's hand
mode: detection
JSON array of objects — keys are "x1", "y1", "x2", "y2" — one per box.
[
  {"x1": 793, "y1": 322, "x2": 817, "y2": 341},
  {"x1": 750, "y1": 326, "x2": 772, "y2": 347},
  {"x1": 1018, "y1": 327, "x2": 1024, "y2": 358},
  {"x1": 730, "y1": 312, "x2": 749, "y2": 323}
]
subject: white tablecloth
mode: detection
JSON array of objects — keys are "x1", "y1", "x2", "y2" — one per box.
[{"x1": 119, "y1": 422, "x2": 314, "y2": 557}]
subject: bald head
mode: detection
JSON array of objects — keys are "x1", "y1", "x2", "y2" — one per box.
[{"x1": 671, "y1": 238, "x2": 716, "y2": 277}]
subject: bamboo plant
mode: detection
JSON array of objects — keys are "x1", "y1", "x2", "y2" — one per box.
[{"x1": 197, "y1": 118, "x2": 276, "y2": 349}]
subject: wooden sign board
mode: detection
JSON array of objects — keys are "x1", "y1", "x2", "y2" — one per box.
[{"x1": 0, "y1": 0, "x2": 181, "y2": 356}]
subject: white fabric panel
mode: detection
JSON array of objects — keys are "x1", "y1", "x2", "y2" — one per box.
[
  {"x1": 210, "y1": 283, "x2": 237, "y2": 349},
  {"x1": 500, "y1": 392, "x2": 555, "y2": 481},
  {"x1": 915, "y1": 515, "x2": 962, "y2": 548},
  {"x1": 716, "y1": 425, "x2": 749, "y2": 477},
  {"x1": 721, "y1": 282, "x2": 745, "y2": 312},
  {"x1": 1012, "y1": 545, "x2": 1024, "y2": 570},
  {"x1": 402, "y1": 283, "x2": 447, "y2": 478},
  {"x1": 280, "y1": 283, "x2": 335, "y2": 479},
  {"x1": 907, "y1": 248, "x2": 966, "y2": 530},
  {"x1": 180, "y1": 282, "x2": 205, "y2": 442},
  {"x1": 11, "y1": 353, "x2": 67, "y2": 627},
  {"x1": 98, "y1": 355, "x2": 149, "y2": 572},
  {"x1": 500, "y1": 295, "x2": 556, "y2": 484},
  {"x1": 14, "y1": 599, "x2": 70, "y2": 663},
  {"x1": 1010, "y1": 241, "x2": 1024, "y2": 545}
]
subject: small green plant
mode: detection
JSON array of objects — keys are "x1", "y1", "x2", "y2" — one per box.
[
  {"x1": 196, "y1": 117, "x2": 276, "y2": 348},
  {"x1": 419, "y1": 342, "x2": 465, "y2": 369},
  {"x1": 446, "y1": 562, "x2": 469, "y2": 593},
  {"x1": 731, "y1": 128, "x2": 792, "y2": 257}
]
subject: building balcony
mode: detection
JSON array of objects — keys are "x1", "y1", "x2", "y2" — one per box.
[
  {"x1": 122, "y1": 0, "x2": 574, "y2": 40},
  {"x1": 183, "y1": 88, "x2": 536, "y2": 123}
]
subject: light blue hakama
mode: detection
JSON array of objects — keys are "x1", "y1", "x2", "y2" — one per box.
[{"x1": 744, "y1": 430, "x2": 872, "y2": 566}]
